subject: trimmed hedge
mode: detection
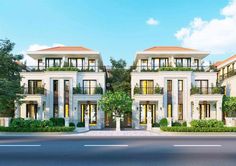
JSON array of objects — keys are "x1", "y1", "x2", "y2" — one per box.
[
  {"x1": 0, "y1": 126, "x2": 75, "y2": 132},
  {"x1": 190, "y1": 119, "x2": 224, "y2": 128},
  {"x1": 49, "y1": 118, "x2": 65, "y2": 127},
  {"x1": 160, "y1": 127, "x2": 236, "y2": 132},
  {"x1": 152, "y1": 122, "x2": 160, "y2": 127},
  {"x1": 77, "y1": 122, "x2": 85, "y2": 127},
  {"x1": 69, "y1": 122, "x2": 75, "y2": 127},
  {"x1": 10, "y1": 118, "x2": 53, "y2": 128},
  {"x1": 159, "y1": 118, "x2": 168, "y2": 127}
]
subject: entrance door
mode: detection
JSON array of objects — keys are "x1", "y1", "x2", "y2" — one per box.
[
  {"x1": 121, "y1": 112, "x2": 132, "y2": 128},
  {"x1": 26, "y1": 104, "x2": 37, "y2": 119},
  {"x1": 199, "y1": 103, "x2": 210, "y2": 119}
]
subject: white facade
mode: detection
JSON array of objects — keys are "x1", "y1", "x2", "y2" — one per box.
[
  {"x1": 131, "y1": 47, "x2": 223, "y2": 129},
  {"x1": 16, "y1": 47, "x2": 106, "y2": 129},
  {"x1": 216, "y1": 54, "x2": 236, "y2": 97}
]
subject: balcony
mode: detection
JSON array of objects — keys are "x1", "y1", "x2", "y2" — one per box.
[
  {"x1": 132, "y1": 65, "x2": 216, "y2": 72},
  {"x1": 133, "y1": 86, "x2": 164, "y2": 95},
  {"x1": 190, "y1": 87, "x2": 224, "y2": 95},
  {"x1": 73, "y1": 86, "x2": 103, "y2": 95},
  {"x1": 23, "y1": 87, "x2": 46, "y2": 95},
  {"x1": 24, "y1": 66, "x2": 106, "y2": 72},
  {"x1": 218, "y1": 69, "x2": 236, "y2": 82}
]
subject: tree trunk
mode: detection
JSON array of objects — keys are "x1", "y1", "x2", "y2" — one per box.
[{"x1": 116, "y1": 117, "x2": 121, "y2": 131}]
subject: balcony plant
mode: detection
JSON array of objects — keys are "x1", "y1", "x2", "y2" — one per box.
[
  {"x1": 73, "y1": 83, "x2": 82, "y2": 94},
  {"x1": 212, "y1": 87, "x2": 223, "y2": 94},
  {"x1": 34, "y1": 87, "x2": 45, "y2": 94},
  {"x1": 95, "y1": 85, "x2": 103, "y2": 94},
  {"x1": 154, "y1": 83, "x2": 162, "y2": 94},
  {"x1": 133, "y1": 84, "x2": 141, "y2": 94},
  {"x1": 191, "y1": 85, "x2": 200, "y2": 94}
]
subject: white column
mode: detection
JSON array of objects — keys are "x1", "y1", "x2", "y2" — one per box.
[
  {"x1": 172, "y1": 79, "x2": 178, "y2": 121},
  {"x1": 37, "y1": 101, "x2": 43, "y2": 120},
  {"x1": 59, "y1": 79, "x2": 64, "y2": 118},
  {"x1": 85, "y1": 109, "x2": 89, "y2": 130},
  {"x1": 170, "y1": 56, "x2": 175, "y2": 67},
  {"x1": 132, "y1": 101, "x2": 140, "y2": 129},
  {"x1": 148, "y1": 57, "x2": 152, "y2": 69},
  {"x1": 216, "y1": 100, "x2": 222, "y2": 121},
  {"x1": 147, "y1": 110, "x2": 152, "y2": 131},
  {"x1": 193, "y1": 100, "x2": 199, "y2": 120}
]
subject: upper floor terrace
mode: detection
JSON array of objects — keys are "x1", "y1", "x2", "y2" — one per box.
[
  {"x1": 131, "y1": 46, "x2": 215, "y2": 72},
  {"x1": 23, "y1": 46, "x2": 105, "y2": 72}
]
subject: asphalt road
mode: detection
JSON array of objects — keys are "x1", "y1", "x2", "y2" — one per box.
[{"x1": 0, "y1": 136, "x2": 236, "y2": 166}]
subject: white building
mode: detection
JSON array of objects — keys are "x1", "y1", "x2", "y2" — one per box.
[
  {"x1": 131, "y1": 46, "x2": 224, "y2": 129},
  {"x1": 215, "y1": 54, "x2": 236, "y2": 97},
  {"x1": 15, "y1": 46, "x2": 106, "y2": 129}
]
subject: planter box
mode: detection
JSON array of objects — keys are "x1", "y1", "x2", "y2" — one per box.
[
  {"x1": 0, "y1": 117, "x2": 11, "y2": 127},
  {"x1": 225, "y1": 117, "x2": 236, "y2": 127}
]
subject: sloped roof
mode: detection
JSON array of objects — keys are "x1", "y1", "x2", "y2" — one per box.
[
  {"x1": 214, "y1": 54, "x2": 236, "y2": 67},
  {"x1": 144, "y1": 46, "x2": 200, "y2": 52},
  {"x1": 38, "y1": 46, "x2": 93, "y2": 52}
]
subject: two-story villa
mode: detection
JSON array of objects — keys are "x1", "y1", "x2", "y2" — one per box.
[
  {"x1": 131, "y1": 46, "x2": 224, "y2": 129},
  {"x1": 15, "y1": 46, "x2": 106, "y2": 129},
  {"x1": 215, "y1": 54, "x2": 236, "y2": 97}
]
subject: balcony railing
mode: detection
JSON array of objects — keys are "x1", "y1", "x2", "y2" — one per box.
[
  {"x1": 23, "y1": 87, "x2": 46, "y2": 95},
  {"x1": 132, "y1": 65, "x2": 215, "y2": 72},
  {"x1": 218, "y1": 69, "x2": 236, "y2": 82},
  {"x1": 73, "y1": 86, "x2": 103, "y2": 95},
  {"x1": 133, "y1": 86, "x2": 164, "y2": 95},
  {"x1": 24, "y1": 66, "x2": 106, "y2": 72},
  {"x1": 190, "y1": 87, "x2": 224, "y2": 95}
]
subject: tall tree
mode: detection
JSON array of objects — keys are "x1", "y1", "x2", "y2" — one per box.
[
  {"x1": 0, "y1": 39, "x2": 23, "y2": 116},
  {"x1": 107, "y1": 58, "x2": 131, "y2": 94},
  {"x1": 223, "y1": 96, "x2": 236, "y2": 117},
  {"x1": 99, "y1": 91, "x2": 132, "y2": 131}
]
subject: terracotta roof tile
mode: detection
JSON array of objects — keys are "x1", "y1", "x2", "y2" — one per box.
[
  {"x1": 144, "y1": 46, "x2": 200, "y2": 52},
  {"x1": 215, "y1": 54, "x2": 236, "y2": 67},
  {"x1": 38, "y1": 46, "x2": 93, "y2": 52}
]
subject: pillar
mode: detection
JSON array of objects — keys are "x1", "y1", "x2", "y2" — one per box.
[
  {"x1": 216, "y1": 100, "x2": 222, "y2": 121},
  {"x1": 193, "y1": 100, "x2": 199, "y2": 120}
]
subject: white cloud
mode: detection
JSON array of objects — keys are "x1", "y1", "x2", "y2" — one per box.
[
  {"x1": 21, "y1": 43, "x2": 64, "y2": 66},
  {"x1": 146, "y1": 18, "x2": 159, "y2": 25},
  {"x1": 175, "y1": 0, "x2": 236, "y2": 55}
]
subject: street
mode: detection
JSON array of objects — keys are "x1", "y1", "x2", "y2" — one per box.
[{"x1": 0, "y1": 136, "x2": 236, "y2": 166}]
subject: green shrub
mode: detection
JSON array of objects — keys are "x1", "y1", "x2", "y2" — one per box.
[
  {"x1": 77, "y1": 122, "x2": 85, "y2": 127},
  {"x1": 50, "y1": 118, "x2": 65, "y2": 126},
  {"x1": 159, "y1": 118, "x2": 168, "y2": 127},
  {"x1": 95, "y1": 86, "x2": 103, "y2": 94},
  {"x1": 182, "y1": 121, "x2": 187, "y2": 127},
  {"x1": 0, "y1": 126, "x2": 75, "y2": 132},
  {"x1": 10, "y1": 118, "x2": 54, "y2": 128},
  {"x1": 172, "y1": 122, "x2": 182, "y2": 127},
  {"x1": 160, "y1": 127, "x2": 236, "y2": 132},
  {"x1": 69, "y1": 122, "x2": 75, "y2": 127},
  {"x1": 152, "y1": 122, "x2": 160, "y2": 127},
  {"x1": 190, "y1": 119, "x2": 224, "y2": 128}
]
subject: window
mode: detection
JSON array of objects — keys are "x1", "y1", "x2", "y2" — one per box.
[
  {"x1": 178, "y1": 80, "x2": 183, "y2": 92},
  {"x1": 81, "y1": 104, "x2": 97, "y2": 124},
  {"x1": 28, "y1": 80, "x2": 42, "y2": 94},
  {"x1": 26, "y1": 104, "x2": 37, "y2": 119},
  {"x1": 167, "y1": 80, "x2": 172, "y2": 118},
  {"x1": 178, "y1": 104, "x2": 183, "y2": 120},
  {"x1": 194, "y1": 59, "x2": 199, "y2": 67},
  {"x1": 53, "y1": 80, "x2": 59, "y2": 118},
  {"x1": 45, "y1": 58, "x2": 62, "y2": 67},
  {"x1": 64, "y1": 80, "x2": 69, "y2": 118},
  {"x1": 140, "y1": 80, "x2": 154, "y2": 94},
  {"x1": 167, "y1": 104, "x2": 172, "y2": 118},
  {"x1": 141, "y1": 59, "x2": 148, "y2": 70},
  {"x1": 199, "y1": 103, "x2": 210, "y2": 119},
  {"x1": 83, "y1": 80, "x2": 97, "y2": 94},
  {"x1": 139, "y1": 104, "x2": 156, "y2": 124},
  {"x1": 195, "y1": 80, "x2": 208, "y2": 94},
  {"x1": 167, "y1": 80, "x2": 172, "y2": 91},
  {"x1": 159, "y1": 58, "x2": 169, "y2": 67},
  {"x1": 175, "y1": 58, "x2": 191, "y2": 67},
  {"x1": 88, "y1": 59, "x2": 96, "y2": 71},
  {"x1": 68, "y1": 58, "x2": 84, "y2": 69},
  {"x1": 152, "y1": 58, "x2": 159, "y2": 70}
]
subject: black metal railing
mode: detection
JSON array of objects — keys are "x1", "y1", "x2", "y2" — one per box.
[
  {"x1": 133, "y1": 86, "x2": 164, "y2": 95},
  {"x1": 24, "y1": 66, "x2": 106, "y2": 72},
  {"x1": 73, "y1": 86, "x2": 103, "y2": 95},
  {"x1": 218, "y1": 69, "x2": 236, "y2": 82},
  {"x1": 23, "y1": 87, "x2": 46, "y2": 95},
  {"x1": 132, "y1": 65, "x2": 214, "y2": 72},
  {"x1": 191, "y1": 87, "x2": 224, "y2": 95}
]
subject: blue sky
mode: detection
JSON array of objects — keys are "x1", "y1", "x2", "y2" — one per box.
[{"x1": 0, "y1": 0, "x2": 235, "y2": 65}]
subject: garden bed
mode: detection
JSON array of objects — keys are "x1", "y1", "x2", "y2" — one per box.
[
  {"x1": 160, "y1": 127, "x2": 236, "y2": 132},
  {"x1": 0, "y1": 126, "x2": 75, "y2": 132}
]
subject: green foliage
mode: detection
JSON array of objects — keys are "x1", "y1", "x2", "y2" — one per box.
[
  {"x1": 77, "y1": 122, "x2": 85, "y2": 127},
  {"x1": 49, "y1": 118, "x2": 65, "y2": 126},
  {"x1": 152, "y1": 122, "x2": 160, "y2": 127},
  {"x1": 73, "y1": 83, "x2": 82, "y2": 94},
  {"x1": 223, "y1": 96, "x2": 236, "y2": 117},
  {"x1": 46, "y1": 67, "x2": 95, "y2": 72},
  {"x1": 99, "y1": 91, "x2": 132, "y2": 117},
  {"x1": 190, "y1": 120, "x2": 224, "y2": 128},
  {"x1": 69, "y1": 122, "x2": 75, "y2": 127},
  {"x1": 34, "y1": 87, "x2": 45, "y2": 94},
  {"x1": 159, "y1": 118, "x2": 168, "y2": 127},
  {"x1": 154, "y1": 83, "x2": 163, "y2": 94},
  {"x1": 212, "y1": 87, "x2": 224, "y2": 94},
  {"x1": 95, "y1": 86, "x2": 103, "y2": 94},
  {"x1": 172, "y1": 122, "x2": 182, "y2": 127},
  {"x1": 133, "y1": 84, "x2": 141, "y2": 94},
  {"x1": 160, "y1": 127, "x2": 236, "y2": 132},
  {"x1": 0, "y1": 126, "x2": 75, "y2": 132},
  {"x1": 182, "y1": 121, "x2": 187, "y2": 127},
  {"x1": 107, "y1": 58, "x2": 131, "y2": 94},
  {"x1": 159, "y1": 67, "x2": 193, "y2": 71},
  {"x1": 10, "y1": 118, "x2": 53, "y2": 128},
  {"x1": 0, "y1": 39, "x2": 23, "y2": 114},
  {"x1": 190, "y1": 85, "x2": 201, "y2": 94}
]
